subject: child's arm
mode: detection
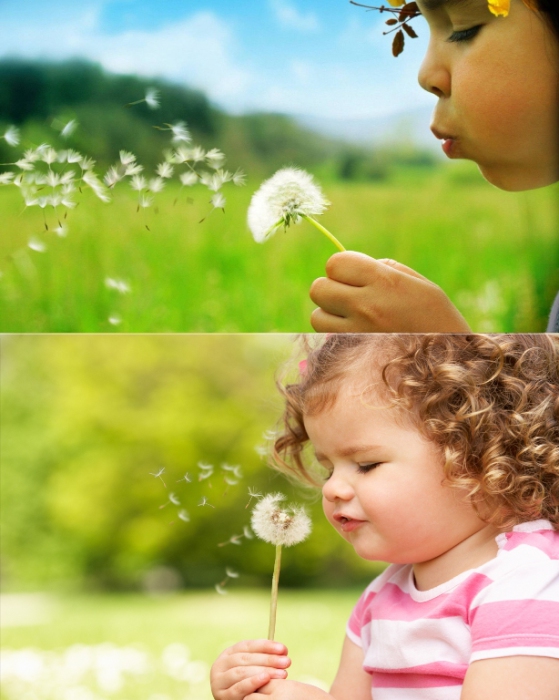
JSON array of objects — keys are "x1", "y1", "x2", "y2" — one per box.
[
  {"x1": 461, "y1": 656, "x2": 559, "y2": 700},
  {"x1": 309, "y1": 252, "x2": 471, "y2": 333}
]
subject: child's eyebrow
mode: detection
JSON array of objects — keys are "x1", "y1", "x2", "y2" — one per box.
[
  {"x1": 421, "y1": 0, "x2": 476, "y2": 10},
  {"x1": 314, "y1": 444, "x2": 383, "y2": 462}
]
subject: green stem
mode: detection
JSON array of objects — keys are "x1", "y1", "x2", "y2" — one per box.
[
  {"x1": 268, "y1": 544, "x2": 282, "y2": 641},
  {"x1": 301, "y1": 215, "x2": 346, "y2": 252}
]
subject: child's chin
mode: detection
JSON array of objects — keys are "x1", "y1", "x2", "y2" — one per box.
[{"x1": 477, "y1": 163, "x2": 559, "y2": 192}]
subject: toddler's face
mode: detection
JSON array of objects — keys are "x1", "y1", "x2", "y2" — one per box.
[
  {"x1": 416, "y1": 0, "x2": 559, "y2": 191},
  {"x1": 304, "y1": 381, "x2": 488, "y2": 566}
]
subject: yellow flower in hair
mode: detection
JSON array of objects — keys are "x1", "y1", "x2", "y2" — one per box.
[
  {"x1": 487, "y1": 0, "x2": 510, "y2": 16},
  {"x1": 387, "y1": 0, "x2": 405, "y2": 5}
]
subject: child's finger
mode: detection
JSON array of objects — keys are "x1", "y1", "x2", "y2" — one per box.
[
  {"x1": 310, "y1": 307, "x2": 354, "y2": 333},
  {"x1": 223, "y1": 652, "x2": 291, "y2": 672},
  {"x1": 226, "y1": 670, "x2": 276, "y2": 700},
  {"x1": 377, "y1": 258, "x2": 431, "y2": 282},
  {"x1": 226, "y1": 639, "x2": 288, "y2": 656}
]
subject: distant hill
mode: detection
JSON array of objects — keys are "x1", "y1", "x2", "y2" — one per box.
[{"x1": 0, "y1": 59, "x2": 439, "y2": 181}]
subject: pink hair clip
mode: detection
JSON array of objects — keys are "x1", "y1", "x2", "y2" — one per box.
[{"x1": 298, "y1": 359, "x2": 308, "y2": 376}]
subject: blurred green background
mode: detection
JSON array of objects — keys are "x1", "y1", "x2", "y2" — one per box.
[
  {"x1": 1, "y1": 60, "x2": 557, "y2": 332},
  {"x1": 0, "y1": 334, "x2": 384, "y2": 700}
]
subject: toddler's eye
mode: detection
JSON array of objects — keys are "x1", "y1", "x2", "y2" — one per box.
[
  {"x1": 357, "y1": 463, "x2": 381, "y2": 474},
  {"x1": 447, "y1": 25, "x2": 482, "y2": 43}
]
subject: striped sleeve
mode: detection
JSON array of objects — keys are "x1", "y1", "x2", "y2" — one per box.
[{"x1": 469, "y1": 537, "x2": 559, "y2": 663}]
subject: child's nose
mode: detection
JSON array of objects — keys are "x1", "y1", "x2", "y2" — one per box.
[
  {"x1": 322, "y1": 469, "x2": 354, "y2": 503},
  {"x1": 418, "y1": 41, "x2": 451, "y2": 98}
]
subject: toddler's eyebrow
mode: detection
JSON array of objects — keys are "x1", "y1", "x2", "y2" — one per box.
[
  {"x1": 314, "y1": 444, "x2": 383, "y2": 462},
  {"x1": 421, "y1": 0, "x2": 477, "y2": 10}
]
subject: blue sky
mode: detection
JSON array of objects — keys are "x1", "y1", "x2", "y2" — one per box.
[{"x1": 0, "y1": 0, "x2": 436, "y2": 120}]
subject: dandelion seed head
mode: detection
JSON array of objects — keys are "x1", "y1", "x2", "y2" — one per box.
[
  {"x1": 211, "y1": 192, "x2": 226, "y2": 210},
  {"x1": 54, "y1": 224, "x2": 68, "y2": 237},
  {"x1": 125, "y1": 163, "x2": 143, "y2": 177},
  {"x1": 180, "y1": 172, "x2": 198, "y2": 187},
  {"x1": 205, "y1": 148, "x2": 226, "y2": 169},
  {"x1": 247, "y1": 167, "x2": 330, "y2": 243},
  {"x1": 169, "y1": 122, "x2": 191, "y2": 144},
  {"x1": 3, "y1": 126, "x2": 20, "y2": 147},
  {"x1": 233, "y1": 169, "x2": 247, "y2": 187},
  {"x1": 250, "y1": 493, "x2": 311, "y2": 547},
  {"x1": 105, "y1": 277, "x2": 131, "y2": 294},
  {"x1": 28, "y1": 237, "x2": 46, "y2": 253},
  {"x1": 145, "y1": 88, "x2": 161, "y2": 109},
  {"x1": 60, "y1": 119, "x2": 78, "y2": 138},
  {"x1": 157, "y1": 162, "x2": 174, "y2": 179},
  {"x1": 131, "y1": 175, "x2": 147, "y2": 192},
  {"x1": 149, "y1": 177, "x2": 165, "y2": 193},
  {"x1": 119, "y1": 151, "x2": 136, "y2": 166}
]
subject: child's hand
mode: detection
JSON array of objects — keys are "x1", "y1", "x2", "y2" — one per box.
[
  {"x1": 309, "y1": 252, "x2": 472, "y2": 333},
  {"x1": 245, "y1": 679, "x2": 332, "y2": 700},
  {"x1": 210, "y1": 639, "x2": 291, "y2": 700}
]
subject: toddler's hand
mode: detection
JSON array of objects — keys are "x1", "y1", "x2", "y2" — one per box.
[
  {"x1": 210, "y1": 639, "x2": 291, "y2": 700},
  {"x1": 309, "y1": 252, "x2": 471, "y2": 333}
]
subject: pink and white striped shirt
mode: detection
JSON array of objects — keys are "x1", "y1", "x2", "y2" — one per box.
[{"x1": 347, "y1": 520, "x2": 559, "y2": 700}]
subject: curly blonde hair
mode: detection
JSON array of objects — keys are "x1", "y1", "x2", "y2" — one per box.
[{"x1": 273, "y1": 334, "x2": 559, "y2": 530}]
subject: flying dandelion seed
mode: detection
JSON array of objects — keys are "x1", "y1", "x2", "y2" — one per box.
[
  {"x1": 0, "y1": 172, "x2": 15, "y2": 185},
  {"x1": 211, "y1": 192, "x2": 226, "y2": 211},
  {"x1": 3, "y1": 126, "x2": 20, "y2": 147},
  {"x1": 105, "y1": 277, "x2": 131, "y2": 294},
  {"x1": 218, "y1": 534, "x2": 243, "y2": 547},
  {"x1": 178, "y1": 509, "x2": 190, "y2": 522},
  {"x1": 108, "y1": 315, "x2": 122, "y2": 326},
  {"x1": 54, "y1": 224, "x2": 68, "y2": 237},
  {"x1": 233, "y1": 169, "x2": 247, "y2": 187},
  {"x1": 224, "y1": 476, "x2": 239, "y2": 487},
  {"x1": 180, "y1": 172, "x2": 198, "y2": 187},
  {"x1": 177, "y1": 472, "x2": 192, "y2": 484},
  {"x1": 246, "y1": 487, "x2": 262, "y2": 508},
  {"x1": 243, "y1": 526, "x2": 254, "y2": 539},
  {"x1": 149, "y1": 467, "x2": 167, "y2": 487},
  {"x1": 215, "y1": 583, "x2": 228, "y2": 595},
  {"x1": 251, "y1": 493, "x2": 312, "y2": 640},
  {"x1": 226, "y1": 568, "x2": 239, "y2": 579},
  {"x1": 205, "y1": 148, "x2": 226, "y2": 169},
  {"x1": 119, "y1": 151, "x2": 136, "y2": 166},
  {"x1": 60, "y1": 119, "x2": 78, "y2": 138},
  {"x1": 248, "y1": 167, "x2": 345, "y2": 251},
  {"x1": 169, "y1": 492, "x2": 181, "y2": 506},
  {"x1": 145, "y1": 88, "x2": 161, "y2": 109},
  {"x1": 28, "y1": 237, "x2": 46, "y2": 252},
  {"x1": 198, "y1": 497, "x2": 215, "y2": 508},
  {"x1": 157, "y1": 162, "x2": 174, "y2": 179}
]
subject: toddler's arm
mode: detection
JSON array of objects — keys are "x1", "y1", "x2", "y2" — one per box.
[
  {"x1": 309, "y1": 252, "x2": 471, "y2": 333},
  {"x1": 461, "y1": 656, "x2": 559, "y2": 700}
]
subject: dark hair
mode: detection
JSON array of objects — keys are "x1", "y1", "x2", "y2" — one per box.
[{"x1": 537, "y1": 0, "x2": 559, "y2": 39}]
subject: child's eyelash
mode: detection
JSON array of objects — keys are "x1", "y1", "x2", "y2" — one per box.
[
  {"x1": 447, "y1": 25, "x2": 482, "y2": 43},
  {"x1": 357, "y1": 463, "x2": 381, "y2": 474}
]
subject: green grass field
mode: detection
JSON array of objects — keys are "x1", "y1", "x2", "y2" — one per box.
[
  {"x1": 1, "y1": 165, "x2": 557, "y2": 332},
  {"x1": 1, "y1": 589, "x2": 361, "y2": 700}
]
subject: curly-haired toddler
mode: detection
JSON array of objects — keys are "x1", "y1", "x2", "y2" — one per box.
[{"x1": 211, "y1": 333, "x2": 559, "y2": 700}]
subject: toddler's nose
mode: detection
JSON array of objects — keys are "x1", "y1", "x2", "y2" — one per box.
[
  {"x1": 322, "y1": 469, "x2": 354, "y2": 503},
  {"x1": 418, "y1": 39, "x2": 450, "y2": 98}
]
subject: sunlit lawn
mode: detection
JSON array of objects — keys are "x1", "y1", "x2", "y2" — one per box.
[
  {"x1": 1, "y1": 589, "x2": 361, "y2": 700},
  {"x1": 0, "y1": 166, "x2": 557, "y2": 332}
]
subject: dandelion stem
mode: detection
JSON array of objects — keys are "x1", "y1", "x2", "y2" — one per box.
[
  {"x1": 302, "y1": 215, "x2": 346, "y2": 252},
  {"x1": 268, "y1": 544, "x2": 282, "y2": 641}
]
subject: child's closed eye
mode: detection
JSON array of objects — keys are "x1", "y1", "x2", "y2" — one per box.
[
  {"x1": 447, "y1": 25, "x2": 483, "y2": 43},
  {"x1": 357, "y1": 463, "x2": 382, "y2": 474}
]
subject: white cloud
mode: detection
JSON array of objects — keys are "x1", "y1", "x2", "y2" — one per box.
[
  {"x1": 270, "y1": 0, "x2": 320, "y2": 32},
  {"x1": 0, "y1": 8, "x2": 253, "y2": 103}
]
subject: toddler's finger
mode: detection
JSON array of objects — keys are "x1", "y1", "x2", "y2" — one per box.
[
  {"x1": 227, "y1": 670, "x2": 277, "y2": 700},
  {"x1": 324, "y1": 251, "x2": 379, "y2": 286},
  {"x1": 310, "y1": 307, "x2": 353, "y2": 333},
  {"x1": 224, "y1": 652, "x2": 291, "y2": 672},
  {"x1": 226, "y1": 639, "x2": 288, "y2": 657},
  {"x1": 377, "y1": 258, "x2": 430, "y2": 282}
]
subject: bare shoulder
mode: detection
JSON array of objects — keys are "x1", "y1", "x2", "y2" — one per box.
[
  {"x1": 461, "y1": 656, "x2": 559, "y2": 700},
  {"x1": 330, "y1": 636, "x2": 371, "y2": 700}
]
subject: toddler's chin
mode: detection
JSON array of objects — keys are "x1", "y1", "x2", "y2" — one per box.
[{"x1": 477, "y1": 162, "x2": 559, "y2": 192}]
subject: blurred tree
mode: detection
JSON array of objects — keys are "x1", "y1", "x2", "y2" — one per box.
[{"x1": 0, "y1": 336, "x2": 381, "y2": 592}]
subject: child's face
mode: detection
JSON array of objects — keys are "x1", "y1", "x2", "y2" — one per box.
[
  {"x1": 416, "y1": 0, "x2": 559, "y2": 191},
  {"x1": 305, "y1": 381, "x2": 488, "y2": 566}
]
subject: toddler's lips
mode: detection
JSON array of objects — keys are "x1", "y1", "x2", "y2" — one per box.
[
  {"x1": 431, "y1": 126, "x2": 459, "y2": 158},
  {"x1": 334, "y1": 513, "x2": 367, "y2": 533}
]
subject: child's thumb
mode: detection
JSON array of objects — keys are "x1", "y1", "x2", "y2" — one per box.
[{"x1": 377, "y1": 258, "x2": 431, "y2": 282}]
